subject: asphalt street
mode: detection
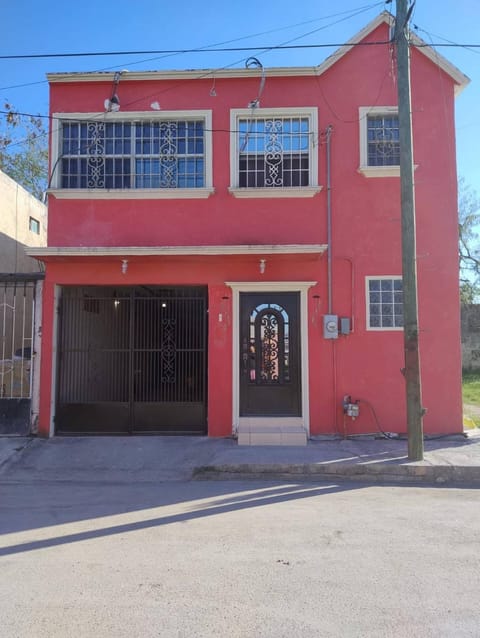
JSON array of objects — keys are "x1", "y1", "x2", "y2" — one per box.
[{"x1": 1, "y1": 477, "x2": 479, "y2": 637}]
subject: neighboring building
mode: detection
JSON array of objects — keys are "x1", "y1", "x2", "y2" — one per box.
[
  {"x1": 0, "y1": 169, "x2": 46, "y2": 433},
  {"x1": 0, "y1": 168, "x2": 47, "y2": 272},
  {"x1": 28, "y1": 12, "x2": 469, "y2": 442}
]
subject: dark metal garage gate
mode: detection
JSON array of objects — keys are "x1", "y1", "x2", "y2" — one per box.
[{"x1": 56, "y1": 286, "x2": 207, "y2": 434}]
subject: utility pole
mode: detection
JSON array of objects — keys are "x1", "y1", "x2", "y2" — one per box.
[{"x1": 395, "y1": 0, "x2": 424, "y2": 461}]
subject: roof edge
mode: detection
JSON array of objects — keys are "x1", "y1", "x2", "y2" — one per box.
[{"x1": 46, "y1": 12, "x2": 469, "y2": 94}]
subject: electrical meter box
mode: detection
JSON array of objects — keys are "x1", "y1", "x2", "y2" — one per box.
[{"x1": 323, "y1": 314, "x2": 338, "y2": 339}]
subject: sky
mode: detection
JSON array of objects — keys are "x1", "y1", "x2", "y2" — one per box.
[{"x1": 1, "y1": 0, "x2": 479, "y2": 192}]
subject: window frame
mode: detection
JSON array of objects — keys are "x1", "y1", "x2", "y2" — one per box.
[
  {"x1": 365, "y1": 275, "x2": 404, "y2": 331},
  {"x1": 29, "y1": 216, "x2": 40, "y2": 234},
  {"x1": 229, "y1": 107, "x2": 321, "y2": 198},
  {"x1": 358, "y1": 106, "x2": 400, "y2": 178},
  {"x1": 50, "y1": 110, "x2": 214, "y2": 199}
]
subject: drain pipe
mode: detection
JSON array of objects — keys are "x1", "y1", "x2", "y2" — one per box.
[{"x1": 326, "y1": 125, "x2": 333, "y2": 314}]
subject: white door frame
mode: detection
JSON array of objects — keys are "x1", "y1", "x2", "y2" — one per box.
[{"x1": 226, "y1": 281, "x2": 316, "y2": 435}]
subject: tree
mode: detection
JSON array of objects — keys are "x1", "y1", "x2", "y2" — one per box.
[
  {"x1": 0, "y1": 102, "x2": 48, "y2": 201},
  {"x1": 458, "y1": 177, "x2": 480, "y2": 304}
]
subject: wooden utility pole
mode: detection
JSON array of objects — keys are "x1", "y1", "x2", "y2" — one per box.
[{"x1": 395, "y1": 0, "x2": 424, "y2": 461}]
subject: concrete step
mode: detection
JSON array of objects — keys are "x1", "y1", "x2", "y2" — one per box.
[{"x1": 238, "y1": 425, "x2": 307, "y2": 446}]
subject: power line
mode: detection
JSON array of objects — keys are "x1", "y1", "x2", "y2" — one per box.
[
  {"x1": 0, "y1": 3, "x2": 383, "y2": 92},
  {"x1": 1, "y1": 39, "x2": 479, "y2": 62},
  {"x1": 0, "y1": 41, "x2": 396, "y2": 60}
]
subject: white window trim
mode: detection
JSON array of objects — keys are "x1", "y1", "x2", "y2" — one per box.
[
  {"x1": 229, "y1": 107, "x2": 320, "y2": 197},
  {"x1": 50, "y1": 110, "x2": 213, "y2": 198},
  {"x1": 365, "y1": 275, "x2": 403, "y2": 332},
  {"x1": 358, "y1": 106, "x2": 400, "y2": 178}
]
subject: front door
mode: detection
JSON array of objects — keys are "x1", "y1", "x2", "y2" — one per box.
[{"x1": 239, "y1": 292, "x2": 301, "y2": 417}]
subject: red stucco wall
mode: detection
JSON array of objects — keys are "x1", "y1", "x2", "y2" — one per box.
[{"x1": 38, "y1": 21, "x2": 463, "y2": 437}]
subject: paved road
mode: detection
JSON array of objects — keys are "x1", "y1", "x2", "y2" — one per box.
[{"x1": 1, "y1": 478, "x2": 479, "y2": 637}]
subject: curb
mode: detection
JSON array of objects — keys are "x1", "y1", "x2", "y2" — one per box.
[{"x1": 193, "y1": 463, "x2": 480, "y2": 485}]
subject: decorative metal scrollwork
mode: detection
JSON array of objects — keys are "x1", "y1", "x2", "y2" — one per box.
[
  {"x1": 260, "y1": 312, "x2": 279, "y2": 381},
  {"x1": 161, "y1": 318, "x2": 176, "y2": 383},
  {"x1": 87, "y1": 122, "x2": 105, "y2": 188},
  {"x1": 264, "y1": 119, "x2": 283, "y2": 187},
  {"x1": 159, "y1": 122, "x2": 178, "y2": 188}
]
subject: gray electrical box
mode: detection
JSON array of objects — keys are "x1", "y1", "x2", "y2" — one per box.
[
  {"x1": 323, "y1": 314, "x2": 338, "y2": 339},
  {"x1": 340, "y1": 317, "x2": 351, "y2": 335}
]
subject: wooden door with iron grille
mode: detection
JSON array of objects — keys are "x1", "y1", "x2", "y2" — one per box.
[{"x1": 239, "y1": 292, "x2": 301, "y2": 417}]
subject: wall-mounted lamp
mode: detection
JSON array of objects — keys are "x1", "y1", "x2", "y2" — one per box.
[
  {"x1": 121, "y1": 259, "x2": 128, "y2": 275},
  {"x1": 245, "y1": 57, "x2": 265, "y2": 109},
  {"x1": 105, "y1": 71, "x2": 125, "y2": 112},
  {"x1": 312, "y1": 294, "x2": 321, "y2": 326},
  {"x1": 259, "y1": 259, "x2": 266, "y2": 275},
  {"x1": 150, "y1": 101, "x2": 161, "y2": 110},
  {"x1": 219, "y1": 295, "x2": 230, "y2": 325},
  {"x1": 209, "y1": 75, "x2": 217, "y2": 97}
]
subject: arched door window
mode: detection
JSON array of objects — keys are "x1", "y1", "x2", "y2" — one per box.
[{"x1": 247, "y1": 303, "x2": 290, "y2": 384}]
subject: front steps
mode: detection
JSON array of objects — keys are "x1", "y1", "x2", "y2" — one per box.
[{"x1": 237, "y1": 419, "x2": 307, "y2": 446}]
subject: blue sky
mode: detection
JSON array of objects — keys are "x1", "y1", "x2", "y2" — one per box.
[{"x1": 1, "y1": 0, "x2": 479, "y2": 192}]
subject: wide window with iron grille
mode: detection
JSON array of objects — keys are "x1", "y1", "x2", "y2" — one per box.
[
  {"x1": 230, "y1": 108, "x2": 319, "y2": 195},
  {"x1": 366, "y1": 277, "x2": 403, "y2": 330},
  {"x1": 55, "y1": 112, "x2": 211, "y2": 191}
]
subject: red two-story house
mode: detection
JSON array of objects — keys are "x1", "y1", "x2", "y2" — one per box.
[{"x1": 29, "y1": 12, "x2": 469, "y2": 444}]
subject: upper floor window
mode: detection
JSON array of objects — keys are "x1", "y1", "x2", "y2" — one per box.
[
  {"x1": 229, "y1": 108, "x2": 321, "y2": 198},
  {"x1": 366, "y1": 276, "x2": 403, "y2": 330},
  {"x1": 358, "y1": 107, "x2": 400, "y2": 178},
  {"x1": 51, "y1": 111, "x2": 213, "y2": 199},
  {"x1": 29, "y1": 217, "x2": 40, "y2": 234}
]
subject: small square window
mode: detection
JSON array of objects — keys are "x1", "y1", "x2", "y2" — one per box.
[
  {"x1": 29, "y1": 217, "x2": 40, "y2": 234},
  {"x1": 359, "y1": 107, "x2": 400, "y2": 177},
  {"x1": 366, "y1": 277, "x2": 403, "y2": 330}
]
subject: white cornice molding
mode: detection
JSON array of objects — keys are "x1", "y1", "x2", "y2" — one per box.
[
  {"x1": 47, "y1": 67, "x2": 318, "y2": 83},
  {"x1": 26, "y1": 244, "x2": 328, "y2": 258}
]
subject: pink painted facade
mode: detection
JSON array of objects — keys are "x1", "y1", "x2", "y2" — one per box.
[{"x1": 31, "y1": 14, "x2": 468, "y2": 438}]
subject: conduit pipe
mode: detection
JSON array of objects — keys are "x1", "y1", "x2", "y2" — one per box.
[{"x1": 325, "y1": 125, "x2": 333, "y2": 314}]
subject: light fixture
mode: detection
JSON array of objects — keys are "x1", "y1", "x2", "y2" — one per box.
[
  {"x1": 150, "y1": 101, "x2": 161, "y2": 110},
  {"x1": 121, "y1": 259, "x2": 128, "y2": 275},
  {"x1": 219, "y1": 295, "x2": 230, "y2": 325},
  {"x1": 209, "y1": 75, "x2": 217, "y2": 97},
  {"x1": 245, "y1": 57, "x2": 265, "y2": 109},
  {"x1": 105, "y1": 71, "x2": 122, "y2": 112},
  {"x1": 259, "y1": 259, "x2": 266, "y2": 275}
]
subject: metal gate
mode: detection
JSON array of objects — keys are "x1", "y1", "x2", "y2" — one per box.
[
  {"x1": 56, "y1": 286, "x2": 207, "y2": 434},
  {"x1": 0, "y1": 274, "x2": 43, "y2": 435}
]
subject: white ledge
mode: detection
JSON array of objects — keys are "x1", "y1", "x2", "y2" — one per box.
[
  {"x1": 26, "y1": 244, "x2": 328, "y2": 258},
  {"x1": 48, "y1": 187, "x2": 215, "y2": 200},
  {"x1": 228, "y1": 186, "x2": 322, "y2": 199},
  {"x1": 358, "y1": 166, "x2": 400, "y2": 178},
  {"x1": 358, "y1": 165, "x2": 419, "y2": 178}
]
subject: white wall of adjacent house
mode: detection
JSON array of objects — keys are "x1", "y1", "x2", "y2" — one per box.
[{"x1": 0, "y1": 169, "x2": 47, "y2": 273}]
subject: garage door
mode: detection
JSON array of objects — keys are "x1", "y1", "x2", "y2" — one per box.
[{"x1": 56, "y1": 286, "x2": 207, "y2": 434}]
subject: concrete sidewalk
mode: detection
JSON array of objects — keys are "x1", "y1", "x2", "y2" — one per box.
[{"x1": 1, "y1": 432, "x2": 480, "y2": 484}]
